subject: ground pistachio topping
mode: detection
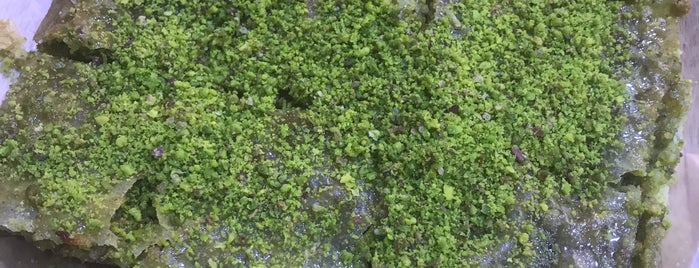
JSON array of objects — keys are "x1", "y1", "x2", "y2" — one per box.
[{"x1": 1, "y1": 0, "x2": 685, "y2": 267}]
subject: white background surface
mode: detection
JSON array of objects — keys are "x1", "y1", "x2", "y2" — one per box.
[{"x1": 1, "y1": 0, "x2": 698, "y2": 267}]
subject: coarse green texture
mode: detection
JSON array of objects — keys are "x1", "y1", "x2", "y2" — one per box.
[{"x1": 0, "y1": 0, "x2": 686, "y2": 267}]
